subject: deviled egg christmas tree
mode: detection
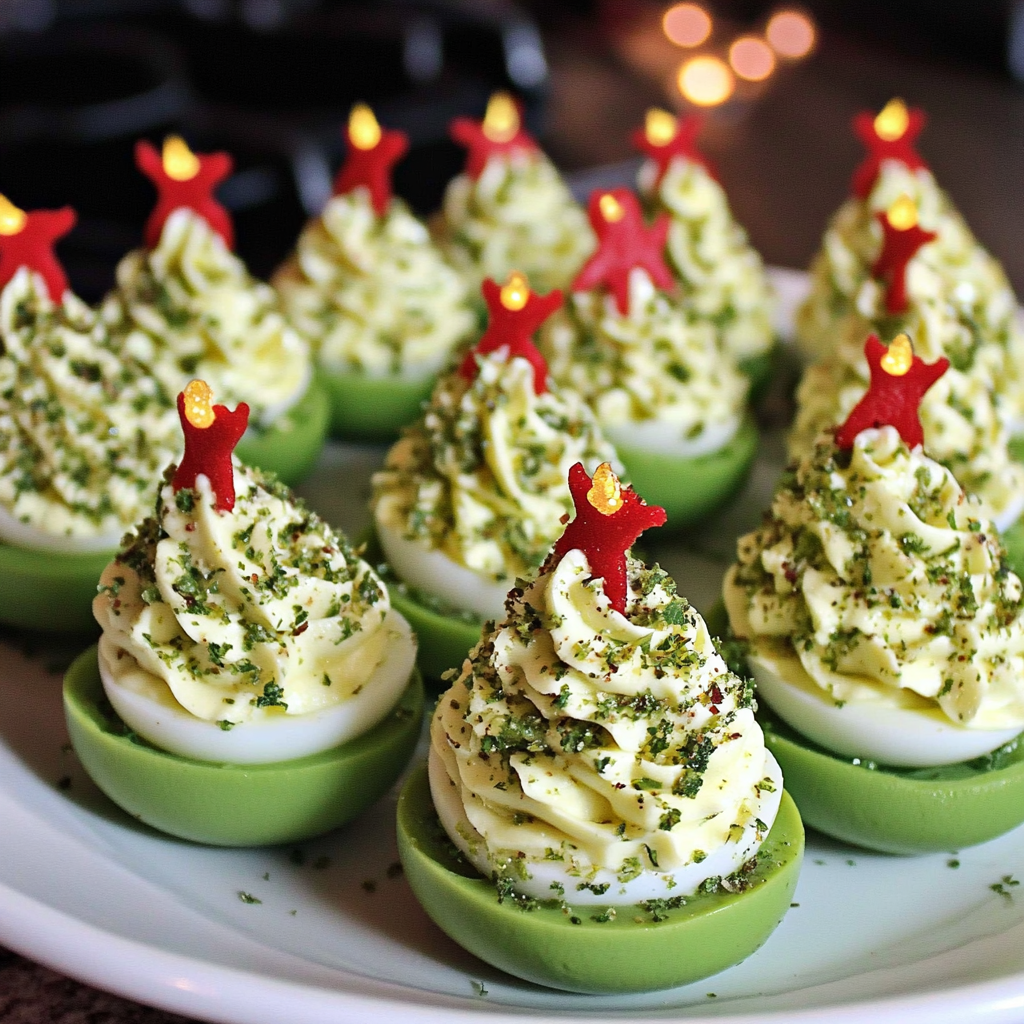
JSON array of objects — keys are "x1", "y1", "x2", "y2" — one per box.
[
  {"x1": 539, "y1": 186, "x2": 755, "y2": 526},
  {"x1": 0, "y1": 196, "x2": 180, "y2": 630},
  {"x1": 101, "y1": 136, "x2": 327, "y2": 484},
  {"x1": 371, "y1": 271, "x2": 620, "y2": 681},
  {"x1": 632, "y1": 109, "x2": 776, "y2": 385},
  {"x1": 65, "y1": 379, "x2": 421, "y2": 845},
  {"x1": 275, "y1": 105, "x2": 475, "y2": 439},
  {"x1": 725, "y1": 341, "x2": 1024, "y2": 852},
  {"x1": 436, "y1": 92, "x2": 594, "y2": 295},
  {"x1": 398, "y1": 461, "x2": 802, "y2": 993}
]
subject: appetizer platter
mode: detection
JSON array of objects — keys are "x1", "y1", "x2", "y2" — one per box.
[
  {"x1": 4, "y1": 95, "x2": 1024, "y2": 1023},
  {"x1": 3, "y1": 345, "x2": 1024, "y2": 1021}
]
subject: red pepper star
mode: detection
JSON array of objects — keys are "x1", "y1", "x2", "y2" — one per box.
[
  {"x1": 851, "y1": 98, "x2": 928, "y2": 199},
  {"x1": 631, "y1": 108, "x2": 714, "y2": 189},
  {"x1": 552, "y1": 462, "x2": 667, "y2": 615},
  {"x1": 172, "y1": 380, "x2": 250, "y2": 512},
  {"x1": 871, "y1": 195, "x2": 937, "y2": 314},
  {"x1": 572, "y1": 188, "x2": 672, "y2": 315},
  {"x1": 835, "y1": 334, "x2": 948, "y2": 451},
  {"x1": 450, "y1": 92, "x2": 539, "y2": 181},
  {"x1": 0, "y1": 196, "x2": 75, "y2": 302},
  {"x1": 458, "y1": 272, "x2": 561, "y2": 394},
  {"x1": 332, "y1": 104, "x2": 409, "y2": 217},
  {"x1": 136, "y1": 137, "x2": 235, "y2": 251}
]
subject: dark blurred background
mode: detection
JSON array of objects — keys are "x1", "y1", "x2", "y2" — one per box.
[{"x1": 1, "y1": 0, "x2": 1022, "y2": 296}]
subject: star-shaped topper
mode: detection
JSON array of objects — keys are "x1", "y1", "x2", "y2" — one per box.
[
  {"x1": 172, "y1": 379, "x2": 250, "y2": 512},
  {"x1": 458, "y1": 271, "x2": 562, "y2": 394},
  {"x1": 0, "y1": 195, "x2": 75, "y2": 302},
  {"x1": 630, "y1": 108, "x2": 713, "y2": 189},
  {"x1": 450, "y1": 92, "x2": 539, "y2": 181},
  {"x1": 851, "y1": 98, "x2": 929, "y2": 199},
  {"x1": 572, "y1": 188, "x2": 672, "y2": 315},
  {"x1": 835, "y1": 334, "x2": 948, "y2": 451},
  {"x1": 332, "y1": 104, "x2": 409, "y2": 217},
  {"x1": 552, "y1": 462, "x2": 667, "y2": 615},
  {"x1": 872, "y1": 194, "x2": 937, "y2": 314},
  {"x1": 136, "y1": 136, "x2": 234, "y2": 251}
]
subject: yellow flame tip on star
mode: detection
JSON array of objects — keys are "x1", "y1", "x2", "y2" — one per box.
[
  {"x1": 500, "y1": 271, "x2": 530, "y2": 311},
  {"x1": 875, "y1": 98, "x2": 909, "y2": 142},
  {"x1": 645, "y1": 108, "x2": 678, "y2": 146},
  {"x1": 163, "y1": 136, "x2": 200, "y2": 182},
  {"x1": 599, "y1": 193, "x2": 625, "y2": 223},
  {"x1": 0, "y1": 194, "x2": 27, "y2": 236},
  {"x1": 183, "y1": 379, "x2": 216, "y2": 428},
  {"x1": 482, "y1": 92, "x2": 520, "y2": 144},
  {"x1": 880, "y1": 333, "x2": 914, "y2": 377},
  {"x1": 349, "y1": 103, "x2": 382, "y2": 150},
  {"x1": 588, "y1": 462, "x2": 623, "y2": 516},
  {"x1": 887, "y1": 193, "x2": 919, "y2": 231}
]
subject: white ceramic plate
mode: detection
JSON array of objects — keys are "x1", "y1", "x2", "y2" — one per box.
[{"x1": 4, "y1": 269, "x2": 1024, "y2": 1024}]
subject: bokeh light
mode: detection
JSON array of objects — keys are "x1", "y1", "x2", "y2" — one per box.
[
  {"x1": 729, "y1": 36, "x2": 776, "y2": 81},
  {"x1": 677, "y1": 55, "x2": 735, "y2": 106},
  {"x1": 663, "y1": 3, "x2": 713, "y2": 48},
  {"x1": 766, "y1": 10, "x2": 816, "y2": 59}
]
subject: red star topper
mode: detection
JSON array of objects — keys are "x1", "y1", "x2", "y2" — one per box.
[
  {"x1": 572, "y1": 188, "x2": 672, "y2": 315},
  {"x1": 872, "y1": 194, "x2": 937, "y2": 314},
  {"x1": 450, "y1": 92, "x2": 539, "y2": 181},
  {"x1": 458, "y1": 272, "x2": 561, "y2": 394},
  {"x1": 0, "y1": 195, "x2": 76, "y2": 302},
  {"x1": 172, "y1": 380, "x2": 250, "y2": 512},
  {"x1": 552, "y1": 462, "x2": 667, "y2": 615},
  {"x1": 136, "y1": 136, "x2": 234, "y2": 250},
  {"x1": 631, "y1": 108, "x2": 713, "y2": 189},
  {"x1": 851, "y1": 98, "x2": 929, "y2": 199},
  {"x1": 332, "y1": 104, "x2": 409, "y2": 217},
  {"x1": 835, "y1": 334, "x2": 948, "y2": 450}
]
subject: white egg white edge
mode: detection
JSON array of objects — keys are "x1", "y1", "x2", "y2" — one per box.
[
  {"x1": 97, "y1": 608, "x2": 417, "y2": 765},
  {"x1": 427, "y1": 743, "x2": 784, "y2": 906},
  {"x1": 0, "y1": 504, "x2": 122, "y2": 554},
  {"x1": 749, "y1": 645, "x2": 1023, "y2": 768},
  {"x1": 375, "y1": 512, "x2": 508, "y2": 621},
  {"x1": 605, "y1": 414, "x2": 742, "y2": 460}
]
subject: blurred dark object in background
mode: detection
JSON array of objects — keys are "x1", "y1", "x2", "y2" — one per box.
[{"x1": 0, "y1": 0, "x2": 550, "y2": 295}]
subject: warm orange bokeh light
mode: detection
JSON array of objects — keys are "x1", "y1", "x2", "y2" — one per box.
[
  {"x1": 663, "y1": 3, "x2": 712, "y2": 47},
  {"x1": 729, "y1": 36, "x2": 776, "y2": 81},
  {"x1": 678, "y1": 55, "x2": 735, "y2": 106},
  {"x1": 766, "y1": 10, "x2": 816, "y2": 59}
]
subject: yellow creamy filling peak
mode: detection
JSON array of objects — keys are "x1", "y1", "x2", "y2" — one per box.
[
  {"x1": 432, "y1": 549, "x2": 773, "y2": 876},
  {"x1": 372, "y1": 352, "x2": 619, "y2": 582},
  {"x1": 726, "y1": 426, "x2": 1024, "y2": 728},
  {"x1": 95, "y1": 462, "x2": 391, "y2": 725},
  {"x1": 275, "y1": 188, "x2": 475, "y2": 376},
  {"x1": 0, "y1": 268, "x2": 180, "y2": 538}
]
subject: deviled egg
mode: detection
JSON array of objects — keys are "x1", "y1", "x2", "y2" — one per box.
[
  {"x1": 65, "y1": 381, "x2": 421, "y2": 846},
  {"x1": 0, "y1": 256, "x2": 180, "y2": 631},
  {"x1": 275, "y1": 105, "x2": 475, "y2": 439},
  {"x1": 398, "y1": 462, "x2": 802, "y2": 992},
  {"x1": 370, "y1": 273, "x2": 620, "y2": 681},
  {"x1": 633, "y1": 109, "x2": 776, "y2": 390},
  {"x1": 436, "y1": 92, "x2": 594, "y2": 296},
  {"x1": 538, "y1": 187, "x2": 756, "y2": 525},
  {"x1": 724, "y1": 421, "x2": 1024, "y2": 853},
  {"x1": 101, "y1": 137, "x2": 328, "y2": 484}
]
